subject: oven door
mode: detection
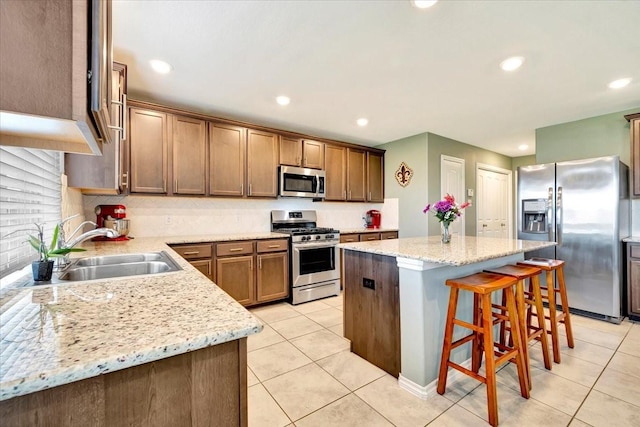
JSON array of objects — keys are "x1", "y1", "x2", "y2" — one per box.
[{"x1": 292, "y1": 241, "x2": 339, "y2": 287}]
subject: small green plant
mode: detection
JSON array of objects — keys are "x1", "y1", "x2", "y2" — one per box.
[{"x1": 28, "y1": 223, "x2": 85, "y2": 262}]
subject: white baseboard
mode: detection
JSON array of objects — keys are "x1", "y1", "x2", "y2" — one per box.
[{"x1": 398, "y1": 358, "x2": 473, "y2": 400}]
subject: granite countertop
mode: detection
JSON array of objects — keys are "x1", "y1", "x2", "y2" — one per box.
[
  {"x1": 339, "y1": 235, "x2": 556, "y2": 266},
  {"x1": 623, "y1": 236, "x2": 640, "y2": 243},
  {"x1": 165, "y1": 231, "x2": 288, "y2": 244},
  {"x1": 0, "y1": 234, "x2": 276, "y2": 401},
  {"x1": 339, "y1": 228, "x2": 398, "y2": 234}
]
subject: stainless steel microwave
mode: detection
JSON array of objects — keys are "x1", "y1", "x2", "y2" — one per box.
[{"x1": 279, "y1": 166, "x2": 325, "y2": 198}]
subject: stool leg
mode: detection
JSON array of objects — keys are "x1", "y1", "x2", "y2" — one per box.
[
  {"x1": 557, "y1": 267, "x2": 575, "y2": 348},
  {"x1": 481, "y1": 293, "x2": 499, "y2": 427},
  {"x1": 515, "y1": 278, "x2": 531, "y2": 390},
  {"x1": 546, "y1": 270, "x2": 561, "y2": 363},
  {"x1": 531, "y1": 275, "x2": 552, "y2": 370},
  {"x1": 499, "y1": 290, "x2": 507, "y2": 349},
  {"x1": 472, "y1": 293, "x2": 483, "y2": 374},
  {"x1": 438, "y1": 287, "x2": 459, "y2": 395},
  {"x1": 504, "y1": 286, "x2": 530, "y2": 399}
]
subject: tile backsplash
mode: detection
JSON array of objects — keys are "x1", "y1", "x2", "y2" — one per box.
[{"x1": 82, "y1": 195, "x2": 399, "y2": 237}]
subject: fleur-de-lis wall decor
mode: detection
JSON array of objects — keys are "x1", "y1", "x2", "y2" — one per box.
[{"x1": 395, "y1": 162, "x2": 413, "y2": 187}]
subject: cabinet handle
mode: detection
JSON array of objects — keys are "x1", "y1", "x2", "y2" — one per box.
[
  {"x1": 259, "y1": 258, "x2": 262, "y2": 269},
  {"x1": 343, "y1": 191, "x2": 346, "y2": 199},
  {"x1": 121, "y1": 172, "x2": 128, "y2": 189},
  {"x1": 183, "y1": 251, "x2": 200, "y2": 255},
  {"x1": 163, "y1": 179, "x2": 166, "y2": 192},
  {"x1": 249, "y1": 183, "x2": 252, "y2": 196},
  {"x1": 369, "y1": 191, "x2": 372, "y2": 201},
  {"x1": 174, "y1": 179, "x2": 178, "y2": 193},
  {"x1": 349, "y1": 190, "x2": 352, "y2": 199},
  {"x1": 122, "y1": 94, "x2": 127, "y2": 141},
  {"x1": 107, "y1": 95, "x2": 127, "y2": 139},
  {"x1": 229, "y1": 248, "x2": 244, "y2": 252},
  {"x1": 367, "y1": 237, "x2": 376, "y2": 240},
  {"x1": 240, "y1": 183, "x2": 244, "y2": 194},
  {"x1": 250, "y1": 259, "x2": 253, "y2": 270},
  {"x1": 268, "y1": 244, "x2": 280, "y2": 248}
]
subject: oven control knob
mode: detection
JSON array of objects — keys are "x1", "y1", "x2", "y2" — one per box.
[
  {"x1": 315, "y1": 235, "x2": 321, "y2": 240},
  {"x1": 327, "y1": 234, "x2": 334, "y2": 239},
  {"x1": 302, "y1": 236, "x2": 309, "y2": 241}
]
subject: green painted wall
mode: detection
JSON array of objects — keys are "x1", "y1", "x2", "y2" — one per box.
[
  {"x1": 378, "y1": 133, "x2": 428, "y2": 237},
  {"x1": 426, "y1": 133, "x2": 512, "y2": 236},
  {"x1": 511, "y1": 155, "x2": 536, "y2": 172},
  {"x1": 536, "y1": 108, "x2": 639, "y2": 165}
]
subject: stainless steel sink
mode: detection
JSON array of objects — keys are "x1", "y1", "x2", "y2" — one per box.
[{"x1": 54, "y1": 251, "x2": 182, "y2": 283}]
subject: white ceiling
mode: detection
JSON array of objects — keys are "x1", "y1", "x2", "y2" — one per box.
[{"x1": 112, "y1": 0, "x2": 640, "y2": 157}]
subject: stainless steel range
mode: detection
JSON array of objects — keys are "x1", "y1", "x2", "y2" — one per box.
[{"x1": 271, "y1": 210, "x2": 340, "y2": 305}]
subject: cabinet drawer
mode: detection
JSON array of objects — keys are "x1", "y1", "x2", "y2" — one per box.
[
  {"x1": 340, "y1": 234, "x2": 359, "y2": 243},
  {"x1": 631, "y1": 244, "x2": 640, "y2": 259},
  {"x1": 360, "y1": 233, "x2": 381, "y2": 242},
  {"x1": 172, "y1": 244, "x2": 212, "y2": 260},
  {"x1": 216, "y1": 241, "x2": 254, "y2": 257},
  {"x1": 257, "y1": 239, "x2": 288, "y2": 253},
  {"x1": 381, "y1": 231, "x2": 398, "y2": 240}
]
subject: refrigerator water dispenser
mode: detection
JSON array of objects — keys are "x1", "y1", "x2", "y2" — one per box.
[{"x1": 522, "y1": 199, "x2": 547, "y2": 233}]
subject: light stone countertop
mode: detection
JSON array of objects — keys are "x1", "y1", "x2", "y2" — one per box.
[
  {"x1": 623, "y1": 236, "x2": 640, "y2": 243},
  {"x1": 0, "y1": 234, "x2": 286, "y2": 401},
  {"x1": 339, "y1": 235, "x2": 556, "y2": 266},
  {"x1": 339, "y1": 228, "x2": 398, "y2": 234}
]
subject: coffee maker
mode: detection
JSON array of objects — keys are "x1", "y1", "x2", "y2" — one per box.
[
  {"x1": 365, "y1": 210, "x2": 381, "y2": 229},
  {"x1": 94, "y1": 204, "x2": 130, "y2": 241}
]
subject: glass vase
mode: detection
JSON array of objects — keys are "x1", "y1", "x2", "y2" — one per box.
[{"x1": 441, "y1": 223, "x2": 451, "y2": 244}]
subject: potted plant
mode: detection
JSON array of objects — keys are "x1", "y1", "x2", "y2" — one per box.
[{"x1": 28, "y1": 223, "x2": 85, "y2": 281}]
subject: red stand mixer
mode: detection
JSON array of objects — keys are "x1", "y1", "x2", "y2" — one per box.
[
  {"x1": 365, "y1": 210, "x2": 381, "y2": 229},
  {"x1": 94, "y1": 204, "x2": 131, "y2": 241}
]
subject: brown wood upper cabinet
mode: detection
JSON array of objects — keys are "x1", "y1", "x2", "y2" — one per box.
[
  {"x1": 325, "y1": 145, "x2": 347, "y2": 200},
  {"x1": 367, "y1": 152, "x2": 384, "y2": 202},
  {"x1": 209, "y1": 123, "x2": 246, "y2": 197},
  {"x1": 347, "y1": 148, "x2": 367, "y2": 202},
  {"x1": 247, "y1": 129, "x2": 279, "y2": 197},
  {"x1": 626, "y1": 113, "x2": 640, "y2": 197},
  {"x1": 280, "y1": 136, "x2": 303, "y2": 166},
  {"x1": 303, "y1": 140, "x2": 325, "y2": 169},
  {"x1": 172, "y1": 115, "x2": 207, "y2": 195},
  {"x1": 129, "y1": 107, "x2": 168, "y2": 193}
]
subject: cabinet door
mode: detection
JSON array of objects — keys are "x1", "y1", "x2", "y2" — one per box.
[
  {"x1": 340, "y1": 234, "x2": 359, "y2": 243},
  {"x1": 367, "y1": 152, "x2": 384, "y2": 202},
  {"x1": 381, "y1": 231, "x2": 398, "y2": 240},
  {"x1": 256, "y1": 252, "x2": 289, "y2": 303},
  {"x1": 190, "y1": 259, "x2": 213, "y2": 280},
  {"x1": 247, "y1": 129, "x2": 278, "y2": 197},
  {"x1": 630, "y1": 259, "x2": 640, "y2": 316},
  {"x1": 279, "y1": 136, "x2": 302, "y2": 166},
  {"x1": 324, "y1": 145, "x2": 346, "y2": 200},
  {"x1": 632, "y1": 118, "x2": 639, "y2": 197},
  {"x1": 173, "y1": 115, "x2": 206, "y2": 195},
  {"x1": 209, "y1": 123, "x2": 246, "y2": 197},
  {"x1": 303, "y1": 140, "x2": 324, "y2": 169},
  {"x1": 360, "y1": 233, "x2": 381, "y2": 242},
  {"x1": 129, "y1": 108, "x2": 168, "y2": 193},
  {"x1": 347, "y1": 148, "x2": 367, "y2": 201},
  {"x1": 216, "y1": 256, "x2": 255, "y2": 306}
]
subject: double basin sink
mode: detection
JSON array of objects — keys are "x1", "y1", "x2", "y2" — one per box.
[{"x1": 45, "y1": 251, "x2": 182, "y2": 284}]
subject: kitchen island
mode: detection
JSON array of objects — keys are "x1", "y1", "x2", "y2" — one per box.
[
  {"x1": 339, "y1": 235, "x2": 555, "y2": 399},
  {"x1": 0, "y1": 234, "x2": 281, "y2": 426}
]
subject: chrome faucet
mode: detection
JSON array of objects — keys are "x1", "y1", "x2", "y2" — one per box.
[
  {"x1": 56, "y1": 215, "x2": 120, "y2": 267},
  {"x1": 63, "y1": 227, "x2": 120, "y2": 249}
]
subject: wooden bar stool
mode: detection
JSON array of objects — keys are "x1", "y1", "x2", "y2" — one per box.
[
  {"x1": 484, "y1": 264, "x2": 552, "y2": 389},
  {"x1": 437, "y1": 272, "x2": 529, "y2": 427},
  {"x1": 518, "y1": 258, "x2": 575, "y2": 363}
]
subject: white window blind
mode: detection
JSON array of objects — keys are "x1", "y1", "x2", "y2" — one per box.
[{"x1": 0, "y1": 146, "x2": 61, "y2": 278}]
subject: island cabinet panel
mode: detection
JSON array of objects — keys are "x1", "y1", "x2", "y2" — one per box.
[
  {"x1": 0, "y1": 339, "x2": 248, "y2": 427},
  {"x1": 325, "y1": 145, "x2": 347, "y2": 200},
  {"x1": 247, "y1": 129, "x2": 279, "y2": 197},
  {"x1": 343, "y1": 250, "x2": 400, "y2": 377},
  {"x1": 347, "y1": 148, "x2": 367, "y2": 201},
  {"x1": 129, "y1": 108, "x2": 168, "y2": 193},
  {"x1": 279, "y1": 136, "x2": 303, "y2": 166},
  {"x1": 302, "y1": 140, "x2": 324, "y2": 169},
  {"x1": 172, "y1": 115, "x2": 207, "y2": 195},
  {"x1": 209, "y1": 123, "x2": 246, "y2": 197}
]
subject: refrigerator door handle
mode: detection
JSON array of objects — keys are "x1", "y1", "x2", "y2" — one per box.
[
  {"x1": 547, "y1": 187, "x2": 554, "y2": 242},
  {"x1": 556, "y1": 186, "x2": 563, "y2": 245}
]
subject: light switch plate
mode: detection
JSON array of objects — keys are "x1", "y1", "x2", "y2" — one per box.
[{"x1": 467, "y1": 188, "x2": 474, "y2": 197}]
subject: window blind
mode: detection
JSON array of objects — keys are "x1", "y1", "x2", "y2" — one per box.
[{"x1": 0, "y1": 147, "x2": 61, "y2": 278}]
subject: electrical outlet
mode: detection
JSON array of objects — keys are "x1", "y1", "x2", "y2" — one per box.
[
  {"x1": 165, "y1": 215, "x2": 172, "y2": 225},
  {"x1": 363, "y1": 278, "x2": 375, "y2": 290}
]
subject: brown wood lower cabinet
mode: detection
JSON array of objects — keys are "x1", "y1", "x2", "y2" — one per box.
[
  {"x1": 216, "y1": 239, "x2": 289, "y2": 307},
  {"x1": 0, "y1": 339, "x2": 248, "y2": 427},
  {"x1": 343, "y1": 250, "x2": 400, "y2": 377},
  {"x1": 171, "y1": 243, "x2": 214, "y2": 280},
  {"x1": 628, "y1": 243, "x2": 640, "y2": 321}
]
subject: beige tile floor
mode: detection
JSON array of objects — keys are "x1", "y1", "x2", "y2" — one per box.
[{"x1": 248, "y1": 294, "x2": 640, "y2": 426}]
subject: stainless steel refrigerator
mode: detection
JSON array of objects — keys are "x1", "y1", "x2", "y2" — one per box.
[{"x1": 517, "y1": 156, "x2": 630, "y2": 323}]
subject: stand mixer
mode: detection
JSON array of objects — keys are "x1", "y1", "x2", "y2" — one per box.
[{"x1": 94, "y1": 204, "x2": 130, "y2": 241}]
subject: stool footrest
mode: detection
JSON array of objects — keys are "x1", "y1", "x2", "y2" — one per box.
[
  {"x1": 450, "y1": 333, "x2": 477, "y2": 350},
  {"x1": 447, "y1": 361, "x2": 486, "y2": 384},
  {"x1": 452, "y1": 318, "x2": 482, "y2": 333}
]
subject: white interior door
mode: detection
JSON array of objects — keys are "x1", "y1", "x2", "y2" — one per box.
[
  {"x1": 441, "y1": 155, "x2": 465, "y2": 237},
  {"x1": 477, "y1": 164, "x2": 512, "y2": 238}
]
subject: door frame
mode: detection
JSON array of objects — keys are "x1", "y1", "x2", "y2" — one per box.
[
  {"x1": 441, "y1": 155, "x2": 466, "y2": 237},
  {"x1": 476, "y1": 163, "x2": 513, "y2": 239}
]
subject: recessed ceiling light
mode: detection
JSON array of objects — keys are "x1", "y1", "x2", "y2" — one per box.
[
  {"x1": 276, "y1": 96, "x2": 290, "y2": 106},
  {"x1": 357, "y1": 118, "x2": 369, "y2": 127},
  {"x1": 412, "y1": 0, "x2": 438, "y2": 9},
  {"x1": 500, "y1": 56, "x2": 525, "y2": 72},
  {"x1": 608, "y1": 78, "x2": 632, "y2": 89},
  {"x1": 150, "y1": 59, "x2": 172, "y2": 74},
  {"x1": 518, "y1": 144, "x2": 529, "y2": 151}
]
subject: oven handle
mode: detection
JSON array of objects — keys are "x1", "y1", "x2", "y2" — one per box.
[{"x1": 293, "y1": 241, "x2": 339, "y2": 250}]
